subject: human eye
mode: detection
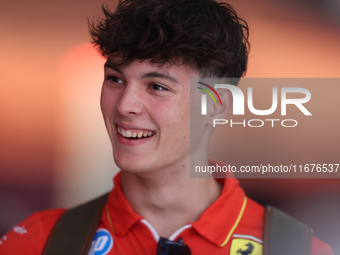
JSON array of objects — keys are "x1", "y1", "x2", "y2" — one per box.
[
  {"x1": 150, "y1": 83, "x2": 169, "y2": 91},
  {"x1": 106, "y1": 75, "x2": 123, "y2": 84}
]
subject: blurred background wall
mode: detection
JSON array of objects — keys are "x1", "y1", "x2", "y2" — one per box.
[{"x1": 0, "y1": 0, "x2": 339, "y2": 253}]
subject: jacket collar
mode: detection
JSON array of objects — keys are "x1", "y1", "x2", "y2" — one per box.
[{"x1": 104, "y1": 162, "x2": 246, "y2": 247}]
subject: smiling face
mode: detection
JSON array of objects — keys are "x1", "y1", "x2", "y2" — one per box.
[{"x1": 101, "y1": 57, "x2": 199, "y2": 174}]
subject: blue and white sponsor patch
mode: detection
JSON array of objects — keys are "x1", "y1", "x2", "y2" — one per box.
[{"x1": 88, "y1": 228, "x2": 113, "y2": 255}]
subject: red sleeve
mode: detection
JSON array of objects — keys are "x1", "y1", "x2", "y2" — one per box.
[
  {"x1": 312, "y1": 236, "x2": 334, "y2": 255},
  {"x1": 0, "y1": 209, "x2": 65, "y2": 255}
]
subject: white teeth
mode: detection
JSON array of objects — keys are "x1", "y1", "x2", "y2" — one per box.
[
  {"x1": 118, "y1": 126, "x2": 154, "y2": 138},
  {"x1": 118, "y1": 126, "x2": 125, "y2": 136}
]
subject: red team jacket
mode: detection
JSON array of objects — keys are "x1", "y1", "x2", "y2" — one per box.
[{"x1": 0, "y1": 172, "x2": 334, "y2": 255}]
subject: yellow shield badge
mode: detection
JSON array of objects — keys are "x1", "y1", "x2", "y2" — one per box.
[{"x1": 230, "y1": 235, "x2": 263, "y2": 255}]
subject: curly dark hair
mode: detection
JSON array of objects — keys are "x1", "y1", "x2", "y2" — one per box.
[{"x1": 89, "y1": 0, "x2": 249, "y2": 78}]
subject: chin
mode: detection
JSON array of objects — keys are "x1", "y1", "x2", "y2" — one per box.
[{"x1": 114, "y1": 156, "x2": 151, "y2": 173}]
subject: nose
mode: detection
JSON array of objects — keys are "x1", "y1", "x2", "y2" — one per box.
[{"x1": 116, "y1": 84, "x2": 144, "y2": 116}]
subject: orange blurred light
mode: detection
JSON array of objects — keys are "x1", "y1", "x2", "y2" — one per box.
[{"x1": 57, "y1": 43, "x2": 106, "y2": 103}]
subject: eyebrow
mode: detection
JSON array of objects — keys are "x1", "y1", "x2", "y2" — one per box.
[
  {"x1": 141, "y1": 72, "x2": 179, "y2": 84},
  {"x1": 104, "y1": 60, "x2": 122, "y2": 75},
  {"x1": 104, "y1": 59, "x2": 180, "y2": 84}
]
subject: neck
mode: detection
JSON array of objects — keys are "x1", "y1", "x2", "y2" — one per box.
[{"x1": 121, "y1": 156, "x2": 222, "y2": 238}]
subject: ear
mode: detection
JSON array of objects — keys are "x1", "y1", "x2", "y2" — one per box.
[{"x1": 206, "y1": 88, "x2": 233, "y2": 126}]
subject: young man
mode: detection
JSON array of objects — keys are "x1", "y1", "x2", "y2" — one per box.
[{"x1": 0, "y1": 0, "x2": 334, "y2": 254}]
